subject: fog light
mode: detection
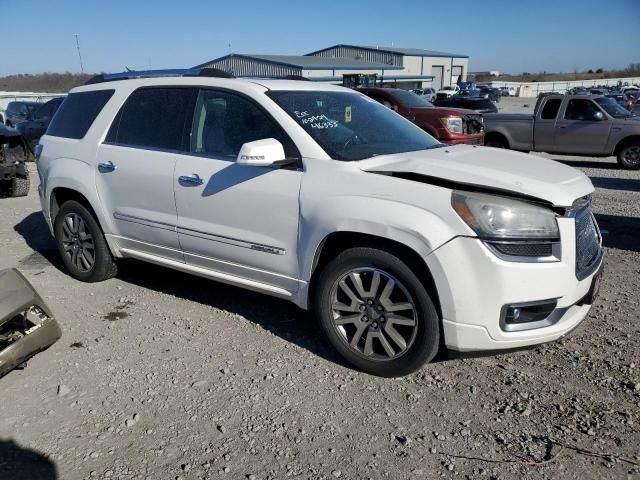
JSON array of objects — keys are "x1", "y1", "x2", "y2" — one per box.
[{"x1": 504, "y1": 300, "x2": 556, "y2": 325}]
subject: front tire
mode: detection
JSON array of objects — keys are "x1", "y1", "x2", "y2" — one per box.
[
  {"x1": 617, "y1": 143, "x2": 640, "y2": 170},
  {"x1": 314, "y1": 247, "x2": 440, "y2": 377},
  {"x1": 54, "y1": 200, "x2": 118, "y2": 282}
]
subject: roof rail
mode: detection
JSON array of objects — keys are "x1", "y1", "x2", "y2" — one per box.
[{"x1": 84, "y1": 67, "x2": 234, "y2": 85}]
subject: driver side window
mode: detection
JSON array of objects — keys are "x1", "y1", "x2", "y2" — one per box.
[
  {"x1": 190, "y1": 89, "x2": 297, "y2": 159},
  {"x1": 565, "y1": 99, "x2": 603, "y2": 121}
]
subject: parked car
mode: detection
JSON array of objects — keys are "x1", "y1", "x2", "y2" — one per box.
[
  {"x1": 412, "y1": 87, "x2": 436, "y2": 101},
  {"x1": 478, "y1": 86, "x2": 501, "y2": 102},
  {"x1": 499, "y1": 87, "x2": 511, "y2": 97},
  {"x1": 455, "y1": 89, "x2": 481, "y2": 98},
  {"x1": 359, "y1": 87, "x2": 484, "y2": 145},
  {"x1": 15, "y1": 97, "x2": 64, "y2": 151},
  {"x1": 0, "y1": 124, "x2": 30, "y2": 197},
  {"x1": 484, "y1": 94, "x2": 640, "y2": 169},
  {"x1": 37, "y1": 69, "x2": 603, "y2": 376},
  {"x1": 3, "y1": 101, "x2": 40, "y2": 127},
  {"x1": 435, "y1": 85, "x2": 460, "y2": 99},
  {"x1": 433, "y1": 96, "x2": 498, "y2": 114}
]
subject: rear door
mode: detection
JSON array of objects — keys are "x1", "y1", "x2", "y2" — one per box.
[
  {"x1": 173, "y1": 88, "x2": 302, "y2": 291},
  {"x1": 533, "y1": 97, "x2": 562, "y2": 152},
  {"x1": 553, "y1": 98, "x2": 612, "y2": 154},
  {"x1": 95, "y1": 87, "x2": 196, "y2": 261}
]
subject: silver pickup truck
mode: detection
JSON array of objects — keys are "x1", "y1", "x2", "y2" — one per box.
[{"x1": 484, "y1": 94, "x2": 640, "y2": 169}]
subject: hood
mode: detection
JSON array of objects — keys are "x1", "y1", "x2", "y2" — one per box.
[{"x1": 358, "y1": 144, "x2": 594, "y2": 207}]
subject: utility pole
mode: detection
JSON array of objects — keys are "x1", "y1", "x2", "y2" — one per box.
[{"x1": 74, "y1": 34, "x2": 84, "y2": 73}]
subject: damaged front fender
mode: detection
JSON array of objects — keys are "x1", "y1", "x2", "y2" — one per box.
[{"x1": 0, "y1": 269, "x2": 61, "y2": 378}]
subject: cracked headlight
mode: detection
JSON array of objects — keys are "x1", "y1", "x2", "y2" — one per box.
[{"x1": 451, "y1": 191, "x2": 559, "y2": 240}]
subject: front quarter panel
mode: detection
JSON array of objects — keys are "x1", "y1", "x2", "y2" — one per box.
[{"x1": 298, "y1": 158, "x2": 469, "y2": 291}]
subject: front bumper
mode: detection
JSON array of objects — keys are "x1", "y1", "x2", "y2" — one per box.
[
  {"x1": 441, "y1": 133, "x2": 484, "y2": 146},
  {"x1": 426, "y1": 216, "x2": 603, "y2": 351},
  {"x1": 0, "y1": 163, "x2": 17, "y2": 181},
  {"x1": 0, "y1": 269, "x2": 61, "y2": 378}
]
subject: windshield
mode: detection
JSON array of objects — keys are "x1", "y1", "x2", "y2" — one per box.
[
  {"x1": 268, "y1": 90, "x2": 440, "y2": 161},
  {"x1": 442, "y1": 86, "x2": 455, "y2": 91},
  {"x1": 389, "y1": 89, "x2": 434, "y2": 108},
  {"x1": 594, "y1": 97, "x2": 633, "y2": 118}
]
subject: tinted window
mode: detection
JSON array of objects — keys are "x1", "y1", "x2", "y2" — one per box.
[
  {"x1": 269, "y1": 90, "x2": 440, "y2": 161},
  {"x1": 540, "y1": 98, "x2": 562, "y2": 119},
  {"x1": 388, "y1": 90, "x2": 433, "y2": 108},
  {"x1": 35, "y1": 100, "x2": 57, "y2": 119},
  {"x1": 107, "y1": 88, "x2": 194, "y2": 151},
  {"x1": 48, "y1": 90, "x2": 114, "y2": 139},
  {"x1": 564, "y1": 99, "x2": 602, "y2": 121},
  {"x1": 190, "y1": 89, "x2": 296, "y2": 159}
]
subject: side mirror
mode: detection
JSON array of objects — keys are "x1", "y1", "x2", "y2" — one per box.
[
  {"x1": 593, "y1": 111, "x2": 606, "y2": 121},
  {"x1": 236, "y1": 138, "x2": 286, "y2": 167}
]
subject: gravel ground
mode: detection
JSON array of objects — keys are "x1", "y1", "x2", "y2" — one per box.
[{"x1": 0, "y1": 151, "x2": 638, "y2": 480}]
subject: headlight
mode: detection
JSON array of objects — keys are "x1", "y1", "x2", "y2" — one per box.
[
  {"x1": 441, "y1": 117, "x2": 463, "y2": 134},
  {"x1": 451, "y1": 191, "x2": 559, "y2": 240}
]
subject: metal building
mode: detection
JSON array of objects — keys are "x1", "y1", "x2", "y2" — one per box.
[{"x1": 194, "y1": 44, "x2": 469, "y2": 89}]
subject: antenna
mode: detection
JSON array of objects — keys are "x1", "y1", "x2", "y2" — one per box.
[{"x1": 74, "y1": 34, "x2": 84, "y2": 73}]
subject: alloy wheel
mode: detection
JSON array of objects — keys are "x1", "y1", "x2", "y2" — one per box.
[
  {"x1": 623, "y1": 146, "x2": 640, "y2": 167},
  {"x1": 330, "y1": 268, "x2": 418, "y2": 360},
  {"x1": 61, "y1": 213, "x2": 95, "y2": 272}
]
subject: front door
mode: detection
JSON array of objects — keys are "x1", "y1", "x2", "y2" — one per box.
[
  {"x1": 553, "y1": 98, "x2": 612, "y2": 155},
  {"x1": 173, "y1": 89, "x2": 302, "y2": 292},
  {"x1": 95, "y1": 86, "x2": 196, "y2": 261}
]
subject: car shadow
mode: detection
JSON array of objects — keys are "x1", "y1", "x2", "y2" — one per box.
[
  {"x1": 116, "y1": 259, "x2": 350, "y2": 369},
  {"x1": 201, "y1": 163, "x2": 272, "y2": 197},
  {"x1": 595, "y1": 213, "x2": 640, "y2": 253},
  {"x1": 0, "y1": 439, "x2": 57, "y2": 480},
  {"x1": 554, "y1": 158, "x2": 618, "y2": 170},
  {"x1": 590, "y1": 177, "x2": 640, "y2": 193},
  {"x1": 13, "y1": 212, "x2": 64, "y2": 271}
]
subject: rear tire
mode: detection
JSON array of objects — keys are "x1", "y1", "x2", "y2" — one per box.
[
  {"x1": 314, "y1": 247, "x2": 440, "y2": 377},
  {"x1": 617, "y1": 143, "x2": 640, "y2": 170},
  {"x1": 485, "y1": 134, "x2": 508, "y2": 149},
  {"x1": 54, "y1": 200, "x2": 118, "y2": 282}
]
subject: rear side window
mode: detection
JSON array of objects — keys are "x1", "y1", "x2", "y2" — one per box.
[
  {"x1": 106, "y1": 87, "x2": 195, "y2": 151},
  {"x1": 540, "y1": 98, "x2": 562, "y2": 119},
  {"x1": 47, "y1": 90, "x2": 114, "y2": 139}
]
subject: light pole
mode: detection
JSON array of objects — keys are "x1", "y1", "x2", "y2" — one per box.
[{"x1": 74, "y1": 34, "x2": 84, "y2": 73}]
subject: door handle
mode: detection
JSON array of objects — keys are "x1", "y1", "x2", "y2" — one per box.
[
  {"x1": 98, "y1": 161, "x2": 116, "y2": 173},
  {"x1": 178, "y1": 174, "x2": 204, "y2": 186}
]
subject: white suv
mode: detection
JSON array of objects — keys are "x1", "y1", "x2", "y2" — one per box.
[{"x1": 36, "y1": 69, "x2": 603, "y2": 377}]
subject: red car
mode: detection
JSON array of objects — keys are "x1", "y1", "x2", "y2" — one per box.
[{"x1": 358, "y1": 87, "x2": 484, "y2": 145}]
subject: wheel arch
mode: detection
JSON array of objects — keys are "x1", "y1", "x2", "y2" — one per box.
[
  {"x1": 484, "y1": 131, "x2": 510, "y2": 148},
  {"x1": 613, "y1": 135, "x2": 640, "y2": 156},
  {"x1": 304, "y1": 231, "x2": 442, "y2": 320}
]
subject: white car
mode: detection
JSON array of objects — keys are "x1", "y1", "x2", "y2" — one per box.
[
  {"x1": 436, "y1": 85, "x2": 460, "y2": 98},
  {"x1": 412, "y1": 88, "x2": 436, "y2": 101},
  {"x1": 37, "y1": 69, "x2": 603, "y2": 377}
]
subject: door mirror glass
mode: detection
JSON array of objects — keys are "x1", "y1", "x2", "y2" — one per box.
[
  {"x1": 593, "y1": 111, "x2": 605, "y2": 121},
  {"x1": 236, "y1": 138, "x2": 286, "y2": 167}
]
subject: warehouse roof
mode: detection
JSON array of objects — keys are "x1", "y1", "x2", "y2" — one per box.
[
  {"x1": 307, "y1": 44, "x2": 469, "y2": 59},
  {"x1": 195, "y1": 54, "x2": 403, "y2": 71}
]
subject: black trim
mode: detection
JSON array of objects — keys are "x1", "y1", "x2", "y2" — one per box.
[{"x1": 373, "y1": 171, "x2": 556, "y2": 209}]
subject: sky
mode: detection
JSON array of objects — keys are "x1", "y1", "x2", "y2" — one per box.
[{"x1": 2, "y1": 0, "x2": 639, "y2": 76}]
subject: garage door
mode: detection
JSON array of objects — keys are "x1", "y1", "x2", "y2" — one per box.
[
  {"x1": 452, "y1": 66, "x2": 463, "y2": 84},
  {"x1": 432, "y1": 66, "x2": 444, "y2": 89}
]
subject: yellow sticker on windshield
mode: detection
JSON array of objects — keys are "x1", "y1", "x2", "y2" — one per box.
[{"x1": 345, "y1": 105, "x2": 352, "y2": 123}]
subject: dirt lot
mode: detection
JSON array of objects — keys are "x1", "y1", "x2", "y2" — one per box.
[{"x1": 0, "y1": 149, "x2": 639, "y2": 480}]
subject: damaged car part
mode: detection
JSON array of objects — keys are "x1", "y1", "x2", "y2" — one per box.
[
  {"x1": 0, "y1": 269, "x2": 61, "y2": 378},
  {"x1": 0, "y1": 124, "x2": 30, "y2": 197}
]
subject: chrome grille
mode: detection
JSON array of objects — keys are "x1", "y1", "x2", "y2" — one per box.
[{"x1": 572, "y1": 204, "x2": 602, "y2": 280}]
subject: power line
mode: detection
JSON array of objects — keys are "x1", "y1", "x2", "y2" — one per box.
[{"x1": 74, "y1": 34, "x2": 84, "y2": 73}]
